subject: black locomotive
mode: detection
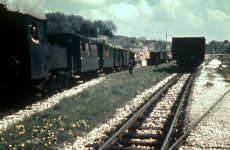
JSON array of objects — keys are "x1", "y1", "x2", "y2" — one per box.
[
  {"x1": 0, "y1": 4, "x2": 134, "y2": 103},
  {"x1": 172, "y1": 37, "x2": 206, "y2": 71}
]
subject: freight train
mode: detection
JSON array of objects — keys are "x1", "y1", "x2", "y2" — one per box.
[
  {"x1": 172, "y1": 37, "x2": 206, "y2": 71},
  {"x1": 0, "y1": 3, "x2": 135, "y2": 101}
]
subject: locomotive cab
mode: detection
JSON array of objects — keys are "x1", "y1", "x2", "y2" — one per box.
[{"x1": 0, "y1": 6, "x2": 51, "y2": 95}]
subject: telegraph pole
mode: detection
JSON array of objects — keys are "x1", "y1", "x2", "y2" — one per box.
[{"x1": 166, "y1": 33, "x2": 167, "y2": 44}]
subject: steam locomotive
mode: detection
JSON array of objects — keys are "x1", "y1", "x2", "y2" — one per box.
[{"x1": 0, "y1": 3, "x2": 134, "y2": 102}]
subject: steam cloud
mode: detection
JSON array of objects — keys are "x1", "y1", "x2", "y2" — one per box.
[{"x1": 0, "y1": 0, "x2": 46, "y2": 19}]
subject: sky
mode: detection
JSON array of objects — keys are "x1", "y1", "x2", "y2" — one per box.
[{"x1": 1, "y1": 0, "x2": 230, "y2": 43}]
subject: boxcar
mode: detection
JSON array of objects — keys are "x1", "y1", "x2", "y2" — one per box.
[
  {"x1": 172, "y1": 37, "x2": 206, "y2": 70},
  {"x1": 147, "y1": 52, "x2": 167, "y2": 66}
]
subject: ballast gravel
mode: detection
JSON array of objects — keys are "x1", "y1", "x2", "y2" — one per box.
[
  {"x1": 0, "y1": 77, "x2": 105, "y2": 131},
  {"x1": 180, "y1": 59, "x2": 230, "y2": 149},
  {"x1": 62, "y1": 74, "x2": 177, "y2": 150}
]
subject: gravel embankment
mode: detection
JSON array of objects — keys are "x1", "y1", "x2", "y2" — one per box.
[
  {"x1": 180, "y1": 59, "x2": 230, "y2": 149},
  {"x1": 0, "y1": 77, "x2": 105, "y2": 131}
]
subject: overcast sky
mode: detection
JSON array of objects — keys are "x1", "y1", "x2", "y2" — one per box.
[{"x1": 1, "y1": 0, "x2": 230, "y2": 43}]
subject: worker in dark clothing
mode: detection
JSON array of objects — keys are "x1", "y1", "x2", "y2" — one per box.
[
  {"x1": 155, "y1": 57, "x2": 159, "y2": 68},
  {"x1": 129, "y1": 60, "x2": 134, "y2": 74}
]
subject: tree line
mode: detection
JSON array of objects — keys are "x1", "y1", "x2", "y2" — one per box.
[{"x1": 46, "y1": 12, "x2": 117, "y2": 38}]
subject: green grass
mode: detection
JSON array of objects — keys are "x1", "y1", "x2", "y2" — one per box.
[{"x1": 0, "y1": 63, "x2": 178, "y2": 149}]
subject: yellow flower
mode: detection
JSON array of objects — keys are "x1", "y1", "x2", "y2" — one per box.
[
  {"x1": 44, "y1": 143, "x2": 47, "y2": 146},
  {"x1": 61, "y1": 128, "x2": 64, "y2": 131},
  {"x1": 53, "y1": 119, "x2": 56, "y2": 121},
  {"x1": 52, "y1": 135, "x2": 54, "y2": 137},
  {"x1": 36, "y1": 116, "x2": 38, "y2": 119},
  {"x1": 49, "y1": 141, "x2": 51, "y2": 144},
  {"x1": 43, "y1": 138, "x2": 46, "y2": 141},
  {"x1": 21, "y1": 143, "x2": 25, "y2": 147},
  {"x1": 9, "y1": 145, "x2": 12, "y2": 148},
  {"x1": 44, "y1": 126, "x2": 47, "y2": 129},
  {"x1": 5, "y1": 142, "x2": 7, "y2": 144},
  {"x1": 50, "y1": 124, "x2": 53, "y2": 127}
]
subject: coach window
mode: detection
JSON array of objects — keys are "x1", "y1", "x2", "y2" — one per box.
[
  {"x1": 91, "y1": 43, "x2": 98, "y2": 57},
  {"x1": 81, "y1": 40, "x2": 86, "y2": 56},
  {"x1": 109, "y1": 47, "x2": 113, "y2": 57},
  {"x1": 30, "y1": 22, "x2": 39, "y2": 44},
  {"x1": 105, "y1": 47, "x2": 109, "y2": 58},
  {"x1": 89, "y1": 41, "x2": 92, "y2": 56},
  {"x1": 85, "y1": 42, "x2": 89, "y2": 56}
]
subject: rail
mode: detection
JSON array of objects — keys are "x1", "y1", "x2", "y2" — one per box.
[
  {"x1": 98, "y1": 73, "x2": 182, "y2": 150},
  {"x1": 168, "y1": 89, "x2": 230, "y2": 150}
]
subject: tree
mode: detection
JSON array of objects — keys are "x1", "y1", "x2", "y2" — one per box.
[{"x1": 209, "y1": 40, "x2": 218, "y2": 53}]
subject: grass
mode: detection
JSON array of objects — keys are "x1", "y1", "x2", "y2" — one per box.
[{"x1": 0, "y1": 63, "x2": 178, "y2": 149}]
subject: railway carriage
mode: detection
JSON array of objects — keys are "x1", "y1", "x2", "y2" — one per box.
[
  {"x1": 113, "y1": 47, "x2": 123, "y2": 70},
  {"x1": 122, "y1": 50, "x2": 129, "y2": 69},
  {"x1": 47, "y1": 32, "x2": 99, "y2": 76},
  {"x1": 98, "y1": 42, "x2": 114, "y2": 72}
]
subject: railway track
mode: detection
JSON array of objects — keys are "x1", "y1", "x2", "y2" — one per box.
[
  {"x1": 84, "y1": 73, "x2": 195, "y2": 150},
  {"x1": 168, "y1": 88, "x2": 230, "y2": 150}
]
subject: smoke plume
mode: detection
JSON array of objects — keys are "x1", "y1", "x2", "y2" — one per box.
[{"x1": 0, "y1": 0, "x2": 46, "y2": 19}]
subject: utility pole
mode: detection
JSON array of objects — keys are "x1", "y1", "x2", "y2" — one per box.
[{"x1": 166, "y1": 33, "x2": 167, "y2": 44}]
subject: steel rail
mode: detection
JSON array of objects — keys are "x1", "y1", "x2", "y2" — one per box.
[
  {"x1": 98, "y1": 73, "x2": 182, "y2": 150},
  {"x1": 161, "y1": 73, "x2": 194, "y2": 150},
  {"x1": 168, "y1": 88, "x2": 230, "y2": 150}
]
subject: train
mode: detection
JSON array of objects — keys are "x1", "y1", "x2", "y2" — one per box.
[
  {"x1": 0, "y1": 3, "x2": 135, "y2": 100},
  {"x1": 146, "y1": 52, "x2": 167, "y2": 66},
  {"x1": 172, "y1": 37, "x2": 206, "y2": 71}
]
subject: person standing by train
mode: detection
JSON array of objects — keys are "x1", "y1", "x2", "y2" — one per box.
[
  {"x1": 155, "y1": 57, "x2": 159, "y2": 68},
  {"x1": 129, "y1": 60, "x2": 134, "y2": 74}
]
